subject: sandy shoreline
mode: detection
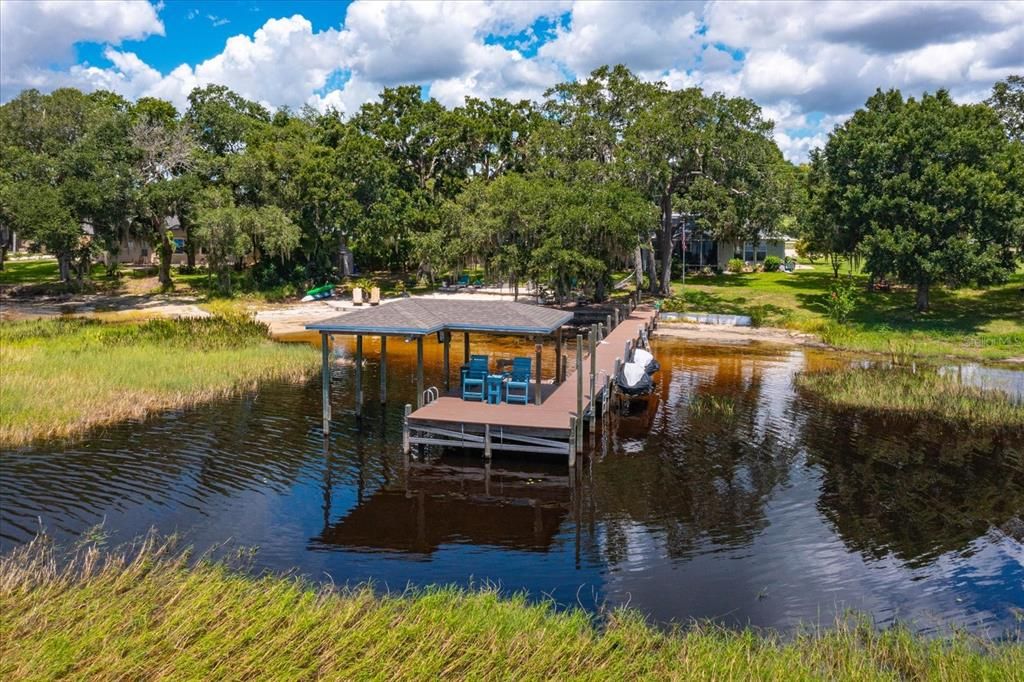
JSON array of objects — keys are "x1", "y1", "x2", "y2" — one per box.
[{"x1": 653, "y1": 321, "x2": 823, "y2": 347}]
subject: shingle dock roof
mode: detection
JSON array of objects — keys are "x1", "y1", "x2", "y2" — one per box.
[{"x1": 306, "y1": 298, "x2": 573, "y2": 336}]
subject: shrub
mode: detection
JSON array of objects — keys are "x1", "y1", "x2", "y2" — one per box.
[
  {"x1": 726, "y1": 258, "x2": 744, "y2": 273},
  {"x1": 826, "y1": 276, "x2": 858, "y2": 323},
  {"x1": 763, "y1": 255, "x2": 782, "y2": 272}
]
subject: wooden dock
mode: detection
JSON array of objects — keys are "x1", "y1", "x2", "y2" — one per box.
[{"x1": 404, "y1": 304, "x2": 658, "y2": 462}]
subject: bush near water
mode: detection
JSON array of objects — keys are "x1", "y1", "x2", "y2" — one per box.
[{"x1": 1, "y1": 536, "x2": 1021, "y2": 681}]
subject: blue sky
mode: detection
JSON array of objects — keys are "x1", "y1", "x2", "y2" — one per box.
[{"x1": 2, "y1": 1, "x2": 1021, "y2": 161}]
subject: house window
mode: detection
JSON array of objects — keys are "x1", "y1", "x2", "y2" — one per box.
[
  {"x1": 173, "y1": 238, "x2": 186, "y2": 254},
  {"x1": 742, "y1": 241, "x2": 768, "y2": 262}
]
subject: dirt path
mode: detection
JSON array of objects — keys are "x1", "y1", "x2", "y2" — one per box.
[{"x1": 654, "y1": 321, "x2": 824, "y2": 347}]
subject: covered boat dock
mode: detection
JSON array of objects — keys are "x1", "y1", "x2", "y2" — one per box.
[{"x1": 307, "y1": 297, "x2": 656, "y2": 463}]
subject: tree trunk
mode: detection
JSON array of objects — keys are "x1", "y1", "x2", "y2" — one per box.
[
  {"x1": 829, "y1": 251, "x2": 841, "y2": 278},
  {"x1": 157, "y1": 224, "x2": 173, "y2": 288},
  {"x1": 915, "y1": 279, "x2": 930, "y2": 312},
  {"x1": 57, "y1": 253, "x2": 72, "y2": 282},
  {"x1": 644, "y1": 247, "x2": 657, "y2": 294},
  {"x1": 633, "y1": 245, "x2": 643, "y2": 289},
  {"x1": 595, "y1": 276, "x2": 607, "y2": 303},
  {"x1": 657, "y1": 193, "x2": 674, "y2": 296}
]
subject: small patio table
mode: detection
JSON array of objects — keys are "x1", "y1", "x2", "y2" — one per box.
[{"x1": 486, "y1": 374, "x2": 505, "y2": 404}]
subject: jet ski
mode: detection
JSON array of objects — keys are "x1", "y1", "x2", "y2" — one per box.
[
  {"x1": 632, "y1": 347, "x2": 660, "y2": 374},
  {"x1": 616, "y1": 361, "x2": 654, "y2": 396}
]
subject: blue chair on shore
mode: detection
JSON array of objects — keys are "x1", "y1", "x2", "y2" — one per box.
[
  {"x1": 505, "y1": 357, "x2": 532, "y2": 404},
  {"x1": 462, "y1": 355, "x2": 489, "y2": 401}
]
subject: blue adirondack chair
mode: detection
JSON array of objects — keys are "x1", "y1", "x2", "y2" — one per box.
[
  {"x1": 462, "y1": 355, "x2": 489, "y2": 401},
  {"x1": 505, "y1": 357, "x2": 532, "y2": 404}
]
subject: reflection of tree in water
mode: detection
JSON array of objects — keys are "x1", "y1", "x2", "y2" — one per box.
[
  {"x1": 799, "y1": 406, "x2": 1024, "y2": 567},
  {"x1": 591, "y1": 359, "x2": 799, "y2": 565}
]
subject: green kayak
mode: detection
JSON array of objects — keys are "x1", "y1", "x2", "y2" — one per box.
[{"x1": 302, "y1": 284, "x2": 335, "y2": 302}]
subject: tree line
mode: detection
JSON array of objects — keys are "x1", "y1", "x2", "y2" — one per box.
[{"x1": 1, "y1": 66, "x2": 1020, "y2": 309}]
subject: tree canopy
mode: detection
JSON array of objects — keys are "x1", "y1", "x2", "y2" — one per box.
[
  {"x1": 813, "y1": 88, "x2": 1024, "y2": 311},
  {"x1": 3, "y1": 67, "x2": 1018, "y2": 310}
]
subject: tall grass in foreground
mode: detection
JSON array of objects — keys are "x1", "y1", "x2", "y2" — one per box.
[
  {"x1": 795, "y1": 366, "x2": 1024, "y2": 430},
  {"x1": 0, "y1": 316, "x2": 318, "y2": 447},
  {"x1": 1, "y1": 536, "x2": 1020, "y2": 681}
]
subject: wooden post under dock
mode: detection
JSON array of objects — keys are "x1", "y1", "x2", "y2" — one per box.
[
  {"x1": 442, "y1": 331, "x2": 450, "y2": 391},
  {"x1": 416, "y1": 336, "x2": 424, "y2": 409},
  {"x1": 354, "y1": 335, "x2": 363, "y2": 417},
  {"x1": 575, "y1": 333, "x2": 584, "y2": 450},
  {"x1": 484, "y1": 423, "x2": 492, "y2": 459},
  {"x1": 568, "y1": 416, "x2": 577, "y2": 466},
  {"x1": 321, "y1": 332, "x2": 331, "y2": 434},
  {"x1": 402, "y1": 403, "x2": 411, "y2": 454},
  {"x1": 379, "y1": 336, "x2": 387, "y2": 404},
  {"x1": 555, "y1": 331, "x2": 563, "y2": 384},
  {"x1": 589, "y1": 324, "x2": 597, "y2": 421},
  {"x1": 534, "y1": 343, "x2": 542, "y2": 405}
]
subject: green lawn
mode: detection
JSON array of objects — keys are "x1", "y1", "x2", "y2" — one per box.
[
  {"x1": 664, "y1": 263, "x2": 1024, "y2": 361},
  {"x1": 3, "y1": 537, "x2": 1020, "y2": 680},
  {"x1": 0, "y1": 258, "x2": 110, "y2": 287}
]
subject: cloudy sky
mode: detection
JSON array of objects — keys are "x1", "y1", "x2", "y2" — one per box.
[{"x1": 2, "y1": 0, "x2": 1021, "y2": 161}]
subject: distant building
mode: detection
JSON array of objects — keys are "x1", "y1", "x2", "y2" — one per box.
[
  {"x1": 672, "y1": 214, "x2": 795, "y2": 271},
  {"x1": 106, "y1": 216, "x2": 203, "y2": 267}
]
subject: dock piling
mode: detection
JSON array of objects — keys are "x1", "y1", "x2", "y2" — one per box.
[
  {"x1": 355, "y1": 335, "x2": 363, "y2": 417},
  {"x1": 534, "y1": 343, "x2": 542, "y2": 405},
  {"x1": 321, "y1": 332, "x2": 331, "y2": 434},
  {"x1": 379, "y1": 336, "x2": 387, "y2": 404},
  {"x1": 568, "y1": 417, "x2": 577, "y2": 466},
  {"x1": 575, "y1": 334, "x2": 584, "y2": 450},
  {"x1": 416, "y1": 336, "x2": 424, "y2": 409},
  {"x1": 402, "y1": 403, "x2": 411, "y2": 454},
  {"x1": 589, "y1": 324, "x2": 597, "y2": 420},
  {"x1": 484, "y1": 423, "x2": 492, "y2": 459},
  {"x1": 442, "y1": 331, "x2": 450, "y2": 391}
]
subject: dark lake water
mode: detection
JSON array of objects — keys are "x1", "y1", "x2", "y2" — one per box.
[{"x1": 2, "y1": 337, "x2": 1022, "y2": 638}]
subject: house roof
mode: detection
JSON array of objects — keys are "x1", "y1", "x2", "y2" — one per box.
[{"x1": 306, "y1": 298, "x2": 573, "y2": 336}]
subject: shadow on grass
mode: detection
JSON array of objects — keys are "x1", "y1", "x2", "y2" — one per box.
[
  {"x1": 672, "y1": 290, "x2": 795, "y2": 326},
  {"x1": 789, "y1": 272, "x2": 1023, "y2": 336}
]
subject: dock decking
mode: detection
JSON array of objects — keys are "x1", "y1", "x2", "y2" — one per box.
[{"x1": 405, "y1": 305, "x2": 657, "y2": 461}]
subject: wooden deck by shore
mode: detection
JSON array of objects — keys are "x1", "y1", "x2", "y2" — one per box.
[{"x1": 404, "y1": 305, "x2": 657, "y2": 463}]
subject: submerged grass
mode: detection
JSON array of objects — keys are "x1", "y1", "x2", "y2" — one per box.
[
  {"x1": 1, "y1": 536, "x2": 1020, "y2": 681},
  {"x1": 0, "y1": 315, "x2": 318, "y2": 447},
  {"x1": 795, "y1": 366, "x2": 1024, "y2": 430}
]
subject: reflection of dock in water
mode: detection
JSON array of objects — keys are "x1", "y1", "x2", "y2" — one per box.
[{"x1": 311, "y1": 460, "x2": 572, "y2": 554}]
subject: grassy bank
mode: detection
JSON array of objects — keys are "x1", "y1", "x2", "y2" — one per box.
[
  {"x1": 1, "y1": 538, "x2": 1020, "y2": 680},
  {"x1": 0, "y1": 316, "x2": 318, "y2": 447},
  {"x1": 665, "y1": 265, "x2": 1024, "y2": 361},
  {"x1": 796, "y1": 366, "x2": 1024, "y2": 430}
]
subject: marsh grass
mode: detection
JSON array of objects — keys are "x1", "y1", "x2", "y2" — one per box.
[
  {"x1": 795, "y1": 366, "x2": 1024, "y2": 430},
  {"x1": 1, "y1": 535, "x2": 1020, "y2": 681},
  {"x1": 0, "y1": 316, "x2": 318, "y2": 447},
  {"x1": 688, "y1": 394, "x2": 737, "y2": 419}
]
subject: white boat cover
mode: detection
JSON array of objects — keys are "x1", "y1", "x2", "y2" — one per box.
[
  {"x1": 633, "y1": 347, "x2": 655, "y2": 370},
  {"x1": 622, "y1": 362, "x2": 647, "y2": 388}
]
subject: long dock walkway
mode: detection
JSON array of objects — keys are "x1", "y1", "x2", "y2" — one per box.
[{"x1": 405, "y1": 305, "x2": 657, "y2": 461}]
